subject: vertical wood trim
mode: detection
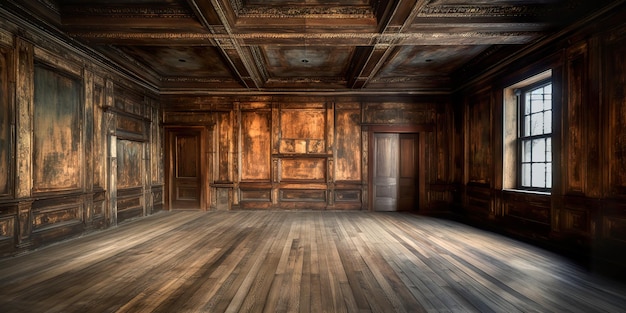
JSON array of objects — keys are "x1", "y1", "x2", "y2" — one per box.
[
  {"x1": 14, "y1": 37, "x2": 33, "y2": 199},
  {"x1": 551, "y1": 65, "x2": 564, "y2": 232},
  {"x1": 84, "y1": 69, "x2": 94, "y2": 193},
  {"x1": 419, "y1": 133, "x2": 427, "y2": 211}
]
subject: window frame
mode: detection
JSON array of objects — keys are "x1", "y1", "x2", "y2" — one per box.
[{"x1": 516, "y1": 79, "x2": 552, "y2": 192}]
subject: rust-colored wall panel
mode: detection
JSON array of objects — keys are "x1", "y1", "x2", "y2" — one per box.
[
  {"x1": 241, "y1": 111, "x2": 271, "y2": 181},
  {"x1": 33, "y1": 65, "x2": 82, "y2": 192},
  {"x1": 335, "y1": 109, "x2": 361, "y2": 181},
  {"x1": 281, "y1": 109, "x2": 325, "y2": 140},
  {"x1": 217, "y1": 111, "x2": 232, "y2": 182},
  {"x1": 0, "y1": 49, "x2": 9, "y2": 196},
  {"x1": 116, "y1": 140, "x2": 142, "y2": 189},
  {"x1": 280, "y1": 158, "x2": 326, "y2": 182}
]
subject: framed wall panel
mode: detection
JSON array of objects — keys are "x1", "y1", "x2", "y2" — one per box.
[
  {"x1": 279, "y1": 158, "x2": 326, "y2": 182},
  {"x1": 116, "y1": 140, "x2": 143, "y2": 189},
  {"x1": 279, "y1": 108, "x2": 326, "y2": 154},
  {"x1": 468, "y1": 90, "x2": 492, "y2": 185},
  {"x1": 241, "y1": 110, "x2": 271, "y2": 181},
  {"x1": 0, "y1": 48, "x2": 9, "y2": 196},
  {"x1": 33, "y1": 65, "x2": 82, "y2": 193},
  {"x1": 335, "y1": 109, "x2": 361, "y2": 181},
  {"x1": 606, "y1": 31, "x2": 626, "y2": 195}
]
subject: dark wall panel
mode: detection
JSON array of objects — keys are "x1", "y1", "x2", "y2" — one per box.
[{"x1": 33, "y1": 65, "x2": 82, "y2": 192}]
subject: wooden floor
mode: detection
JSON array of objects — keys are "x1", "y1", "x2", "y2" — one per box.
[{"x1": 1, "y1": 211, "x2": 625, "y2": 313}]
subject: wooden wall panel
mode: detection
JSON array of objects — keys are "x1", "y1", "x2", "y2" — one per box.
[
  {"x1": 280, "y1": 158, "x2": 326, "y2": 182},
  {"x1": 32, "y1": 201, "x2": 81, "y2": 233},
  {"x1": 217, "y1": 111, "x2": 233, "y2": 182},
  {"x1": 467, "y1": 90, "x2": 492, "y2": 185},
  {"x1": 363, "y1": 102, "x2": 435, "y2": 125},
  {"x1": 32, "y1": 65, "x2": 82, "y2": 192},
  {"x1": 564, "y1": 42, "x2": 588, "y2": 195},
  {"x1": 280, "y1": 189, "x2": 326, "y2": 202},
  {"x1": 0, "y1": 48, "x2": 9, "y2": 196},
  {"x1": 335, "y1": 108, "x2": 361, "y2": 181},
  {"x1": 279, "y1": 108, "x2": 326, "y2": 154},
  {"x1": 606, "y1": 30, "x2": 626, "y2": 196},
  {"x1": 116, "y1": 140, "x2": 142, "y2": 189},
  {"x1": 241, "y1": 110, "x2": 271, "y2": 181}
]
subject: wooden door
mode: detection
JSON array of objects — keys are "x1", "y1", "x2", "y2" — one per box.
[
  {"x1": 373, "y1": 133, "x2": 399, "y2": 211},
  {"x1": 398, "y1": 134, "x2": 419, "y2": 211},
  {"x1": 168, "y1": 130, "x2": 202, "y2": 210},
  {"x1": 372, "y1": 133, "x2": 419, "y2": 211}
]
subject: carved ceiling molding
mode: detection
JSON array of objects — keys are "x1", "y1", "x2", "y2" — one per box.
[
  {"x1": 418, "y1": 5, "x2": 553, "y2": 17},
  {"x1": 61, "y1": 6, "x2": 195, "y2": 19},
  {"x1": 266, "y1": 77, "x2": 347, "y2": 84},
  {"x1": 237, "y1": 7, "x2": 375, "y2": 19},
  {"x1": 70, "y1": 31, "x2": 537, "y2": 43},
  {"x1": 161, "y1": 77, "x2": 233, "y2": 83}
]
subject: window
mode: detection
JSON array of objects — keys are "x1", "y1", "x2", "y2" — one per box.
[
  {"x1": 502, "y1": 70, "x2": 552, "y2": 192},
  {"x1": 518, "y1": 82, "x2": 552, "y2": 190}
]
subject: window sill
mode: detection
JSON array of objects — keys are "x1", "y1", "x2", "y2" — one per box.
[{"x1": 502, "y1": 188, "x2": 551, "y2": 196}]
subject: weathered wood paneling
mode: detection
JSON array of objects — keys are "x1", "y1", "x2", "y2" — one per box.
[
  {"x1": 0, "y1": 48, "x2": 9, "y2": 197},
  {"x1": 279, "y1": 108, "x2": 326, "y2": 154},
  {"x1": 217, "y1": 111, "x2": 233, "y2": 182},
  {"x1": 467, "y1": 90, "x2": 492, "y2": 185},
  {"x1": 241, "y1": 110, "x2": 271, "y2": 181},
  {"x1": 116, "y1": 140, "x2": 142, "y2": 189},
  {"x1": 335, "y1": 107, "x2": 361, "y2": 181},
  {"x1": 279, "y1": 158, "x2": 327, "y2": 182},
  {"x1": 363, "y1": 102, "x2": 435, "y2": 125},
  {"x1": 606, "y1": 28, "x2": 626, "y2": 196},
  {"x1": 32, "y1": 65, "x2": 82, "y2": 193},
  {"x1": 563, "y1": 42, "x2": 588, "y2": 195}
]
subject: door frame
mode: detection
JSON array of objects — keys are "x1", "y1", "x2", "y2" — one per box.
[
  {"x1": 367, "y1": 125, "x2": 431, "y2": 212},
  {"x1": 164, "y1": 126, "x2": 208, "y2": 211}
]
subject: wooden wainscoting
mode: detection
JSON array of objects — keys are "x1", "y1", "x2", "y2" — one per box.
[{"x1": 1, "y1": 211, "x2": 625, "y2": 312}]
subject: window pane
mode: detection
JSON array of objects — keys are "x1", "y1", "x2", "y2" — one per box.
[
  {"x1": 546, "y1": 137, "x2": 552, "y2": 162},
  {"x1": 530, "y1": 96, "x2": 544, "y2": 113},
  {"x1": 531, "y1": 163, "x2": 546, "y2": 188},
  {"x1": 532, "y1": 139, "x2": 546, "y2": 162},
  {"x1": 530, "y1": 113, "x2": 543, "y2": 136},
  {"x1": 546, "y1": 164, "x2": 552, "y2": 188},
  {"x1": 522, "y1": 163, "x2": 531, "y2": 187},
  {"x1": 544, "y1": 110, "x2": 552, "y2": 133},
  {"x1": 523, "y1": 140, "x2": 532, "y2": 162}
]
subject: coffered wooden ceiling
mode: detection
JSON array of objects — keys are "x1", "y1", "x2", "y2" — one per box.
[{"x1": 8, "y1": 0, "x2": 613, "y2": 93}]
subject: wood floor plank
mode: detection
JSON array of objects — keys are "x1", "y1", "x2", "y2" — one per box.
[{"x1": 1, "y1": 211, "x2": 626, "y2": 313}]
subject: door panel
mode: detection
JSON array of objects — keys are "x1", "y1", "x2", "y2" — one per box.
[
  {"x1": 373, "y1": 133, "x2": 399, "y2": 211},
  {"x1": 372, "y1": 133, "x2": 419, "y2": 212},
  {"x1": 398, "y1": 134, "x2": 418, "y2": 211},
  {"x1": 171, "y1": 131, "x2": 201, "y2": 210}
]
